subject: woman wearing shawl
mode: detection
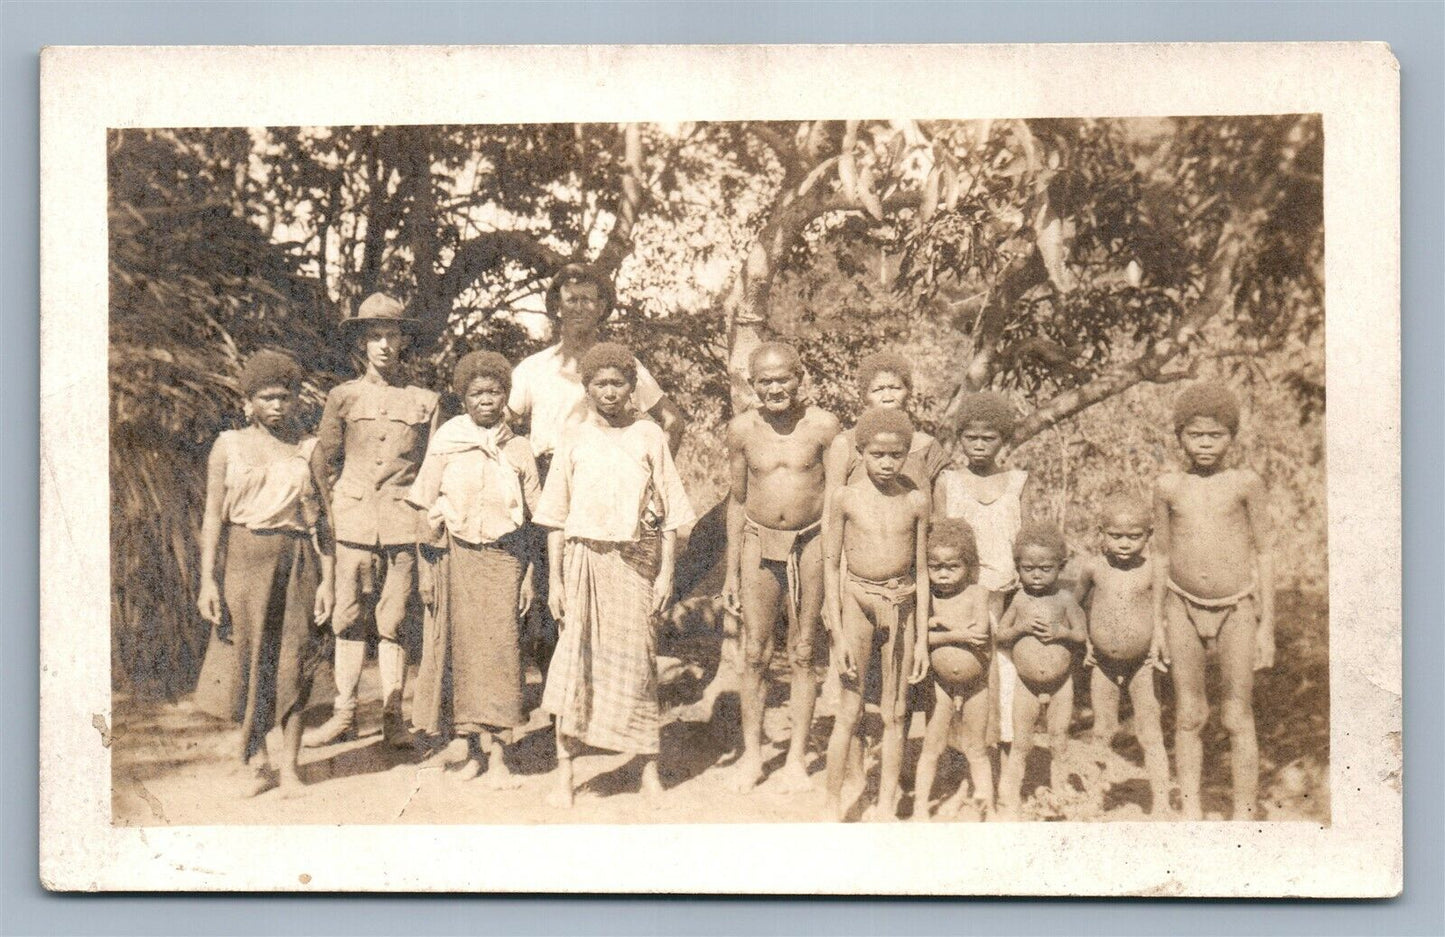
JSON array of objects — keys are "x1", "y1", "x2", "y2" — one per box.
[
  {"x1": 407, "y1": 351, "x2": 542, "y2": 786},
  {"x1": 535, "y1": 343, "x2": 696, "y2": 808}
]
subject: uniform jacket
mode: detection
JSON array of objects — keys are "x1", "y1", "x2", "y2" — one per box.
[{"x1": 312, "y1": 375, "x2": 441, "y2": 547}]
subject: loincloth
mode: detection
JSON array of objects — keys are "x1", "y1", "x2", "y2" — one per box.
[
  {"x1": 845, "y1": 571, "x2": 917, "y2": 715},
  {"x1": 846, "y1": 571, "x2": 915, "y2": 638},
  {"x1": 742, "y1": 517, "x2": 821, "y2": 628},
  {"x1": 1165, "y1": 578, "x2": 1257, "y2": 643}
]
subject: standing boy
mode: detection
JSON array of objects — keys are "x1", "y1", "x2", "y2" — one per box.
[
  {"x1": 822, "y1": 407, "x2": 930, "y2": 821},
  {"x1": 1153, "y1": 382, "x2": 1275, "y2": 820},
  {"x1": 1073, "y1": 495, "x2": 1172, "y2": 814},
  {"x1": 722, "y1": 342, "x2": 840, "y2": 792},
  {"x1": 305, "y1": 293, "x2": 440, "y2": 748}
]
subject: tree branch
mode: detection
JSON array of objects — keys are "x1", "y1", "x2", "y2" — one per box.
[
  {"x1": 435, "y1": 231, "x2": 568, "y2": 312},
  {"x1": 745, "y1": 122, "x2": 804, "y2": 184},
  {"x1": 1008, "y1": 208, "x2": 1258, "y2": 446}
]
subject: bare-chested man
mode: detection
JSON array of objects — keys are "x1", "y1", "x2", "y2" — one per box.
[
  {"x1": 722, "y1": 342, "x2": 840, "y2": 792},
  {"x1": 1153, "y1": 382, "x2": 1275, "y2": 821}
]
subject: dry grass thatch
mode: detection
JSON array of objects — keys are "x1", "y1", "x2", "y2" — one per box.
[{"x1": 109, "y1": 200, "x2": 338, "y2": 698}]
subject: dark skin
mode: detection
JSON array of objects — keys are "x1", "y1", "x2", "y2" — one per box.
[
  {"x1": 197, "y1": 384, "x2": 335, "y2": 796},
  {"x1": 995, "y1": 544, "x2": 1086, "y2": 819},
  {"x1": 1153, "y1": 415, "x2": 1275, "y2": 821},
  {"x1": 1073, "y1": 510, "x2": 1171, "y2": 813},
  {"x1": 721, "y1": 349, "x2": 839, "y2": 793},
  {"x1": 438, "y1": 374, "x2": 537, "y2": 789},
  {"x1": 911, "y1": 545, "x2": 994, "y2": 821},
  {"x1": 546, "y1": 365, "x2": 675, "y2": 809},
  {"x1": 821, "y1": 430, "x2": 930, "y2": 821}
]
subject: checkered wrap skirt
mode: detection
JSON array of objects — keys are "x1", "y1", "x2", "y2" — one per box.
[{"x1": 541, "y1": 536, "x2": 661, "y2": 755}]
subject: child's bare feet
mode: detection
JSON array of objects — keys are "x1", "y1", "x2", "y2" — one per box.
[
  {"x1": 993, "y1": 799, "x2": 1020, "y2": 822},
  {"x1": 639, "y1": 761, "x2": 664, "y2": 802},
  {"x1": 277, "y1": 766, "x2": 305, "y2": 798},
  {"x1": 864, "y1": 801, "x2": 900, "y2": 822},
  {"x1": 773, "y1": 759, "x2": 814, "y2": 793},
  {"x1": 453, "y1": 758, "x2": 482, "y2": 782},
  {"x1": 822, "y1": 794, "x2": 846, "y2": 822},
  {"x1": 910, "y1": 802, "x2": 932, "y2": 822},
  {"x1": 727, "y1": 752, "x2": 764, "y2": 793}
]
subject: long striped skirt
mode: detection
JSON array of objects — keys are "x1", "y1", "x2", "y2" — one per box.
[
  {"x1": 220, "y1": 525, "x2": 326, "y2": 763},
  {"x1": 412, "y1": 532, "x2": 527, "y2": 740},
  {"x1": 541, "y1": 537, "x2": 662, "y2": 755}
]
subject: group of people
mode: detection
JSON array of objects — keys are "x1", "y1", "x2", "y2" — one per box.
[{"x1": 194, "y1": 263, "x2": 1276, "y2": 822}]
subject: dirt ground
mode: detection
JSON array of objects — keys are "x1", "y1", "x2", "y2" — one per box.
[{"x1": 110, "y1": 592, "x2": 1330, "y2": 827}]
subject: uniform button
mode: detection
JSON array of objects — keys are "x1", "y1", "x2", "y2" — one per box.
[
  {"x1": 380, "y1": 408, "x2": 388, "y2": 416},
  {"x1": 375, "y1": 459, "x2": 383, "y2": 465}
]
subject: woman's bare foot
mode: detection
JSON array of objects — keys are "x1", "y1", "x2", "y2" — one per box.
[
  {"x1": 993, "y1": 800, "x2": 1020, "y2": 822},
  {"x1": 727, "y1": 752, "x2": 764, "y2": 793},
  {"x1": 910, "y1": 802, "x2": 932, "y2": 822},
  {"x1": 477, "y1": 763, "x2": 522, "y2": 791},
  {"x1": 772, "y1": 759, "x2": 814, "y2": 793},
  {"x1": 424, "y1": 737, "x2": 471, "y2": 768},
  {"x1": 453, "y1": 758, "x2": 482, "y2": 782},
  {"x1": 822, "y1": 794, "x2": 846, "y2": 822},
  {"x1": 243, "y1": 765, "x2": 278, "y2": 798}
]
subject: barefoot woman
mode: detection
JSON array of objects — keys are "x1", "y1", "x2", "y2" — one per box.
[
  {"x1": 196, "y1": 351, "x2": 335, "y2": 796},
  {"x1": 407, "y1": 351, "x2": 542, "y2": 787},
  {"x1": 535, "y1": 343, "x2": 695, "y2": 807}
]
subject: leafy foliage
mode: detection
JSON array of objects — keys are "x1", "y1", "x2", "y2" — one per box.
[{"x1": 108, "y1": 116, "x2": 1326, "y2": 699}]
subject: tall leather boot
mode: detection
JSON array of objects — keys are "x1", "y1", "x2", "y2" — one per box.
[
  {"x1": 378, "y1": 639, "x2": 413, "y2": 749},
  {"x1": 303, "y1": 638, "x2": 364, "y2": 747}
]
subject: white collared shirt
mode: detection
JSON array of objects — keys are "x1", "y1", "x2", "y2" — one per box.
[{"x1": 508, "y1": 344, "x2": 664, "y2": 458}]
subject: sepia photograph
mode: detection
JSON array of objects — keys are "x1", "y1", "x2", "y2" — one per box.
[
  {"x1": 40, "y1": 43, "x2": 1399, "y2": 894},
  {"x1": 107, "y1": 114, "x2": 1328, "y2": 828}
]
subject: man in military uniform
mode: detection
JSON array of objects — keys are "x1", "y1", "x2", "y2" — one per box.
[{"x1": 305, "y1": 293, "x2": 440, "y2": 748}]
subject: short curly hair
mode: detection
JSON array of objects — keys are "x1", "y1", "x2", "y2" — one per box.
[
  {"x1": 544, "y1": 263, "x2": 617, "y2": 318},
  {"x1": 1098, "y1": 493, "x2": 1152, "y2": 529},
  {"x1": 748, "y1": 341, "x2": 803, "y2": 376},
  {"x1": 579, "y1": 341, "x2": 638, "y2": 386},
  {"x1": 854, "y1": 406, "x2": 914, "y2": 449},
  {"x1": 238, "y1": 350, "x2": 303, "y2": 399},
  {"x1": 857, "y1": 351, "x2": 914, "y2": 395},
  {"x1": 1013, "y1": 521, "x2": 1068, "y2": 563},
  {"x1": 452, "y1": 350, "x2": 512, "y2": 396},
  {"x1": 1173, "y1": 381, "x2": 1240, "y2": 435},
  {"x1": 955, "y1": 391, "x2": 1017, "y2": 439},
  {"x1": 928, "y1": 517, "x2": 979, "y2": 568}
]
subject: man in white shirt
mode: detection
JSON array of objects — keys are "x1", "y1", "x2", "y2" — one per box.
[
  {"x1": 508, "y1": 264, "x2": 685, "y2": 468},
  {"x1": 508, "y1": 264, "x2": 688, "y2": 673}
]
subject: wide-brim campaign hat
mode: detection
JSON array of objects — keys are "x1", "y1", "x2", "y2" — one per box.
[{"x1": 339, "y1": 292, "x2": 421, "y2": 335}]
